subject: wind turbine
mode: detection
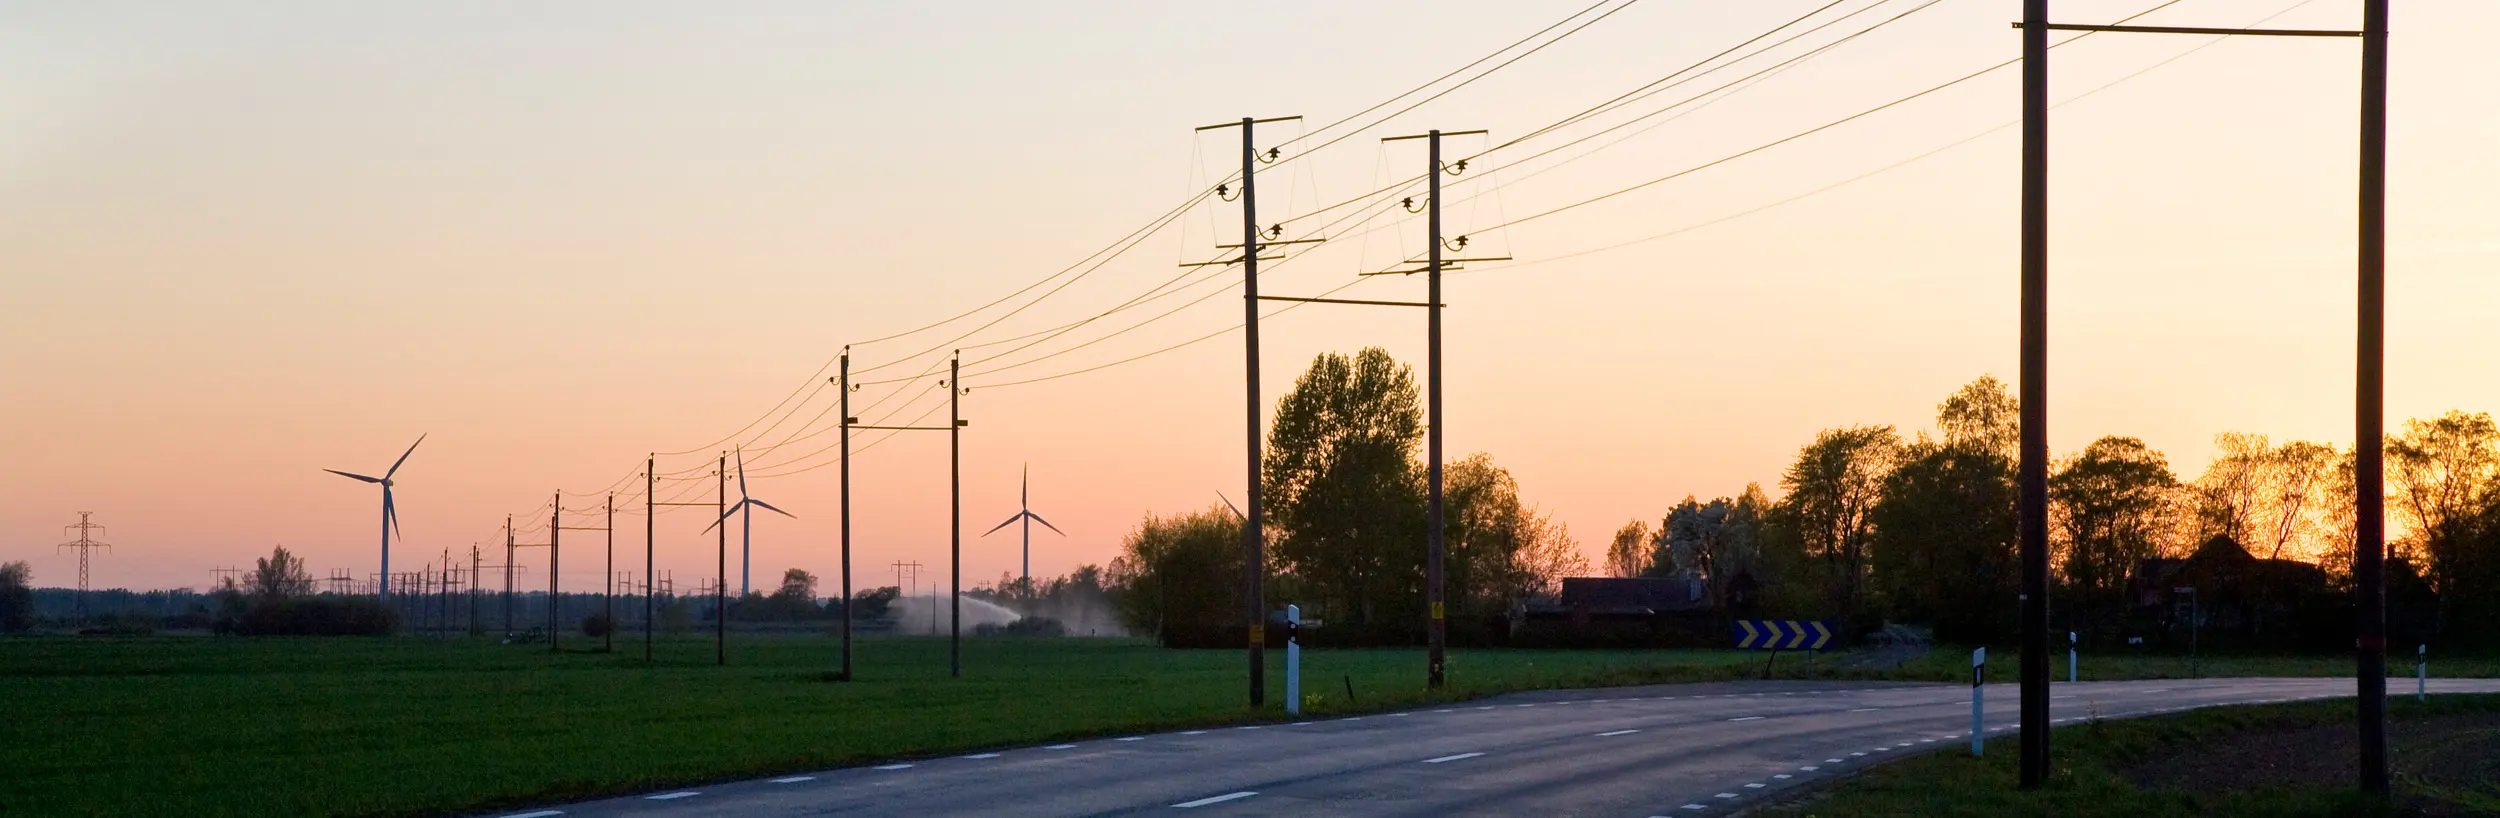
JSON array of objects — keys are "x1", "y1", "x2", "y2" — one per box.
[
  {"x1": 983, "y1": 464, "x2": 1063, "y2": 587},
  {"x1": 705, "y1": 448, "x2": 794, "y2": 596},
  {"x1": 326, "y1": 434, "x2": 424, "y2": 600}
]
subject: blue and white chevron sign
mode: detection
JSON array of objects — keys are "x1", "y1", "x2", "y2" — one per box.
[{"x1": 1732, "y1": 620, "x2": 1834, "y2": 650}]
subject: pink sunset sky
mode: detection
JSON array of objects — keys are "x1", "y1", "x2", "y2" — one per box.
[{"x1": 5, "y1": 1, "x2": 2497, "y2": 595}]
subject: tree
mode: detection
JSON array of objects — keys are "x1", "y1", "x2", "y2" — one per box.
[
  {"x1": 0, "y1": 561, "x2": 32, "y2": 632},
  {"x1": 1441, "y1": 453, "x2": 1585, "y2": 622},
  {"x1": 2257, "y1": 440, "x2": 2339, "y2": 562},
  {"x1": 248, "y1": 546, "x2": 313, "y2": 601},
  {"x1": 1106, "y1": 506, "x2": 1244, "y2": 644},
  {"x1": 2050, "y1": 436, "x2": 2177, "y2": 633},
  {"x1": 1778, "y1": 425, "x2": 1899, "y2": 617},
  {"x1": 2388, "y1": 411, "x2": 2500, "y2": 601},
  {"x1": 1263, "y1": 347, "x2": 1425, "y2": 627},
  {"x1": 1606, "y1": 520, "x2": 1653, "y2": 578},
  {"x1": 2190, "y1": 433, "x2": 2270, "y2": 547},
  {"x1": 1658, "y1": 489, "x2": 1766, "y2": 613},
  {"x1": 1869, "y1": 441, "x2": 2020, "y2": 641},
  {"x1": 1938, "y1": 375, "x2": 2019, "y2": 460}
]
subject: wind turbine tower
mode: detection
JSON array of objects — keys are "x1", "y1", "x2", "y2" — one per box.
[
  {"x1": 325, "y1": 434, "x2": 424, "y2": 600},
  {"x1": 706, "y1": 448, "x2": 794, "y2": 596},
  {"x1": 983, "y1": 464, "x2": 1063, "y2": 587}
]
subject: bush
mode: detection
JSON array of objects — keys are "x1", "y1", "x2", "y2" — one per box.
[
  {"x1": 233, "y1": 595, "x2": 400, "y2": 636},
  {"x1": 581, "y1": 613, "x2": 615, "y2": 638}
]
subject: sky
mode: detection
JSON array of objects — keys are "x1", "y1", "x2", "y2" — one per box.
[{"x1": 4, "y1": 0, "x2": 2496, "y2": 597}]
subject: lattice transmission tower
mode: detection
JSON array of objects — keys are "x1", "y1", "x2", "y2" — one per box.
[{"x1": 57, "y1": 512, "x2": 113, "y2": 619}]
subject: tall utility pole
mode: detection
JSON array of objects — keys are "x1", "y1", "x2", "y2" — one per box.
[
  {"x1": 469, "y1": 544, "x2": 481, "y2": 636},
  {"x1": 838, "y1": 350, "x2": 855, "y2": 681},
  {"x1": 56, "y1": 512, "x2": 112, "y2": 621},
  {"x1": 2354, "y1": 0, "x2": 2392, "y2": 795},
  {"x1": 2012, "y1": 1, "x2": 2386, "y2": 794},
  {"x1": 2016, "y1": 0, "x2": 2052, "y2": 789},
  {"x1": 1196, "y1": 113, "x2": 1299, "y2": 707},
  {"x1": 717, "y1": 454, "x2": 728, "y2": 666},
  {"x1": 950, "y1": 352, "x2": 964, "y2": 678},
  {"x1": 650, "y1": 459, "x2": 718, "y2": 661},
  {"x1": 503, "y1": 516, "x2": 516, "y2": 633},
  {"x1": 603, "y1": 493, "x2": 615, "y2": 653},
  {"x1": 548, "y1": 495, "x2": 561, "y2": 651}
]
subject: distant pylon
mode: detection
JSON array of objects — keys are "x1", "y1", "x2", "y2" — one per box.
[{"x1": 56, "y1": 512, "x2": 113, "y2": 620}]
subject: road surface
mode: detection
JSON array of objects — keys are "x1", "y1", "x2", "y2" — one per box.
[{"x1": 486, "y1": 676, "x2": 2500, "y2": 818}]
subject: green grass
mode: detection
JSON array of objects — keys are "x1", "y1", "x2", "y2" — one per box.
[
  {"x1": 5, "y1": 636, "x2": 2491, "y2": 818},
  {"x1": 0, "y1": 635, "x2": 1783, "y2": 818},
  {"x1": 1759, "y1": 694, "x2": 2500, "y2": 818}
]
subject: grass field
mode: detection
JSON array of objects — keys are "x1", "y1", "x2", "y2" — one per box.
[
  {"x1": 4, "y1": 635, "x2": 2493, "y2": 817},
  {"x1": 1759, "y1": 694, "x2": 2500, "y2": 817}
]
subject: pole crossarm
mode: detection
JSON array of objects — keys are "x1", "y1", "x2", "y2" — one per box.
[
  {"x1": 2013, "y1": 22, "x2": 2361, "y2": 37},
  {"x1": 1178, "y1": 254, "x2": 1283, "y2": 268},
  {"x1": 1254, "y1": 295, "x2": 1443, "y2": 308},
  {"x1": 1195, "y1": 115, "x2": 1302, "y2": 131},
  {"x1": 1381, "y1": 129, "x2": 1489, "y2": 141},
  {"x1": 846, "y1": 424, "x2": 960, "y2": 431},
  {"x1": 1215, "y1": 238, "x2": 1325, "y2": 249}
]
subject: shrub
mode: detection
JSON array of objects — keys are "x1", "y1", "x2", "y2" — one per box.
[
  {"x1": 974, "y1": 616, "x2": 1066, "y2": 638},
  {"x1": 234, "y1": 595, "x2": 400, "y2": 636},
  {"x1": 582, "y1": 613, "x2": 615, "y2": 638}
]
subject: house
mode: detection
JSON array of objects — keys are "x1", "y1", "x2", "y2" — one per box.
[{"x1": 2131, "y1": 536, "x2": 2332, "y2": 649}]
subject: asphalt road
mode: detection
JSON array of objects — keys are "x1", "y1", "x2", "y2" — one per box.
[{"x1": 487, "y1": 676, "x2": 2500, "y2": 818}]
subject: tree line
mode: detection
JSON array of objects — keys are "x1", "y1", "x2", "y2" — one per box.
[{"x1": 1605, "y1": 375, "x2": 2500, "y2": 649}]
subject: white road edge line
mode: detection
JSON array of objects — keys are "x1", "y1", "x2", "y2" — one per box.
[
  {"x1": 1422, "y1": 752, "x2": 1486, "y2": 764},
  {"x1": 1046, "y1": 744, "x2": 1080, "y2": 749},
  {"x1": 770, "y1": 776, "x2": 814, "y2": 784},
  {"x1": 1172, "y1": 791, "x2": 1259, "y2": 809},
  {"x1": 963, "y1": 753, "x2": 1002, "y2": 759},
  {"x1": 646, "y1": 792, "x2": 698, "y2": 801}
]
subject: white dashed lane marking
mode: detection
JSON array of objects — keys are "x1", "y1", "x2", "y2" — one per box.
[
  {"x1": 646, "y1": 792, "x2": 699, "y2": 801},
  {"x1": 1848, "y1": 708, "x2": 1881, "y2": 713},
  {"x1": 963, "y1": 754, "x2": 1002, "y2": 760},
  {"x1": 1114, "y1": 737, "x2": 1144, "y2": 742},
  {"x1": 1728, "y1": 716, "x2": 1764, "y2": 722},
  {"x1": 1046, "y1": 744, "x2": 1080, "y2": 749},
  {"x1": 874, "y1": 764, "x2": 914, "y2": 770},
  {"x1": 1422, "y1": 753, "x2": 1486, "y2": 764},
  {"x1": 1172, "y1": 791, "x2": 1258, "y2": 809},
  {"x1": 1597, "y1": 729, "x2": 1641, "y2": 737},
  {"x1": 770, "y1": 776, "x2": 814, "y2": 783}
]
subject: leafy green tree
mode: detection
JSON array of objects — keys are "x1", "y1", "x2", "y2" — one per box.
[
  {"x1": 2389, "y1": 411, "x2": 2500, "y2": 585},
  {"x1": 1938, "y1": 375, "x2": 2020, "y2": 459},
  {"x1": 1106, "y1": 506, "x2": 1244, "y2": 643},
  {"x1": 1869, "y1": 440, "x2": 2020, "y2": 641},
  {"x1": 248, "y1": 546, "x2": 313, "y2": 600},
  {"x1": 0, "y1": 561, "x2": 33, "y2": 632},
  {"x1": 1656, "y1": 488, "x2": 1768, "y2": 613},
  {"x1": 2050, "y1": 436, "x2": 2177, "y2": 634},
  {"x1": 1443, "y1": 454, "x2": 1585, "y2": 621},
  {"x1": 1606, "y1": 520, "x2": 1653, "y2": 578},
  {"x1": 1262, "y1": 347, "x2": 1425, "y2": 627},
  {"x1": 1777, "y1": 425, "x2": 1898, "y2": 617}
]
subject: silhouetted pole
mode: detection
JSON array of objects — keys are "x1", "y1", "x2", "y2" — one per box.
[
  {"x1": 839, "y1": 350, "x2": 855, "y2": 681},
  {"x1": 950, "y1": 352, "x2": 963, "y2": 678},
  {"x1": 469, "y1": 544, "x2": 480, "y2": 636},
  {"x1": 504, "y1": 516, "x2": 515, "y2": 633},
  {"x1": 2355, "y1": 0, "x2": 2391, "y2": 796},
  {"x1": 1424, "y1": 129, "x2": 1448, "y2": 690},
  {"x1": 655, "y1": 457, "x2": 665, "y2": 665},
  {"x1": 2017, "y1": 0, "x2": 2052, "y2": 789},
  {"x1": 717, "y1": 453, "x2": 727, "y2": 666},
  {"x1": 604, "y1": 493, "x2": 615, "y2": 653},
  {"x1": 549, "y1": 495, "x2": 561, "y2": 651}
]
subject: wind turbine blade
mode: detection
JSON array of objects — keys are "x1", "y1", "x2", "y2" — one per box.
[
  {"x1": 1028, "y1": 511, "x2": 1064, "y2": 536},
  {"x1": 326, "y1": 469, "x2": 384, "y2": 484},
  {"x1": 386, "y1": 433, "x2": 426, "y2": 479},
  {"x1": 1022, "y1": 463, "x2": 1029, "y2": 507},
  {"x1": 735, "y1": 448, "x2": 750, "y2": 500},
  {"x1": 1216, "y1": 490, "x2": 1244, "y2": 520},
  {"x1": 746, "y1": 498, "x2": 796, "y2": 519},
  {"x1": 982, "y1": 515, "x2": 1020, "y2": 537},
  {"x1": 385, "y1": 488, "x2": 403, "y2": 541}
]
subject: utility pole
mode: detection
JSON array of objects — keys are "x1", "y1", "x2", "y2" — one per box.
[
  {"x1": 503, "y1": 516, "x2": 516, "y2": 634},
  {"x1": 1196, "y1": 113, "x2": 1299, "y2": 707},
  {"x1": 655, "y1": 457, "x2": 665, "y2": 665},
  {"x1": 548, "y1": 495, "x2": 561, "y2": 651},
  {"x1": 717, "y1": 454, "x2": 728, "y2": 666},
  {"x1": 2009, "y1": 1, "x2": 2385, "y2": 794},
  {"x1": 650, "y1": 459, "x2": 720, "y2": 661},
  {"x1": 2017, "y1": 0, "x2": 2051, "y2": 789},
  {"x1": 469, "y1": 544, "x2": 481, "y2": 636},
  {"x1": 2354, "y1": 0, "x2": 2392, "y2": 795},
  {"x1": 56, "y1": 512, "x2": 112, "y2": 622},
  {"x1": 950, "y1": 352, "x2": 964, "y2": 678},
  {"x1": 838, "y1": 350, "x2": 854, "y2": 681},
  {"x1": 604, "y1": 493, "x2": 615, "y2": 653}
]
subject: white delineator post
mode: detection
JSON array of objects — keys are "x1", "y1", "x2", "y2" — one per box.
[
  {"x1": 1285, "y1": 605, "x2": 1302, "y2": 714},
  {"x1": 2417, "y1": 644, "x2": 2427, "y2": 702},
  {"x1": 2069, "y1": 631, "x2": 2078, "y2": 684},
  {"x1": 1971, "y1": 647, "x2": 1987, "y2": 757}
]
